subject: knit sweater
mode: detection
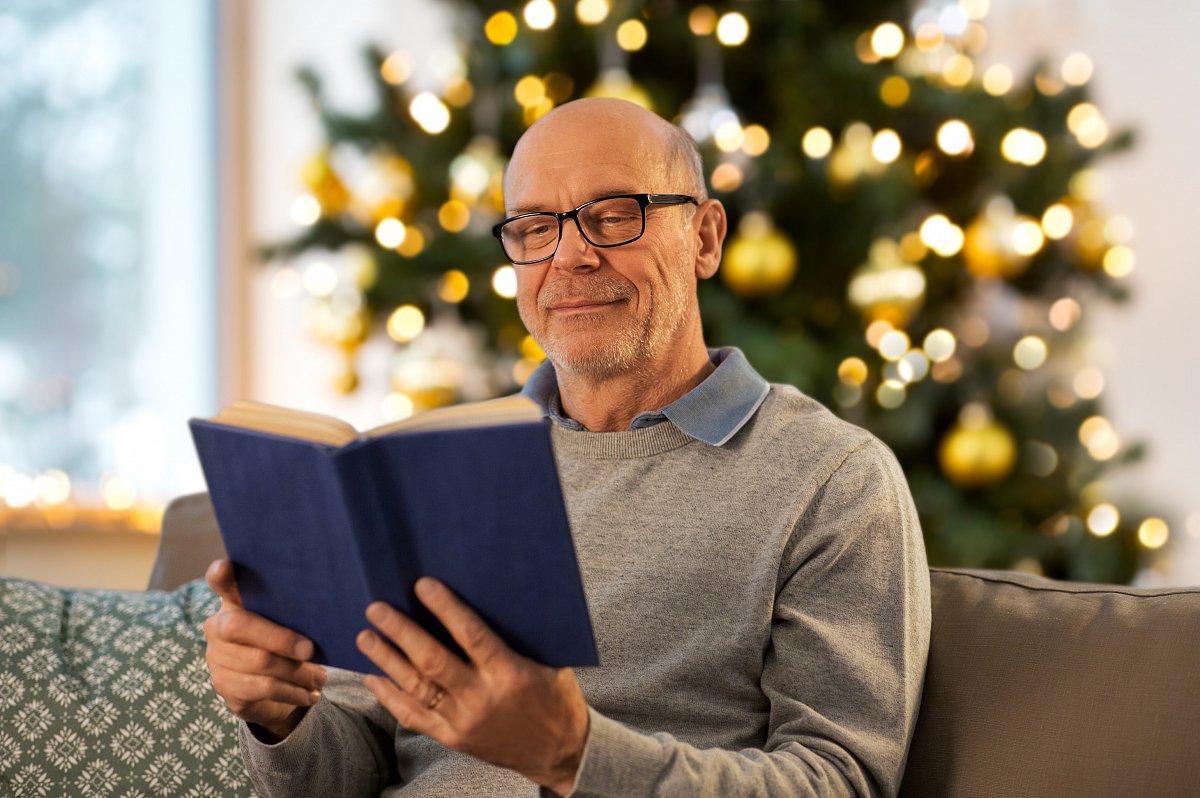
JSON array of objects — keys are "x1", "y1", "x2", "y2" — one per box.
[{"x1": 239, "y1": 384, "x2": 932, "y2": 797}]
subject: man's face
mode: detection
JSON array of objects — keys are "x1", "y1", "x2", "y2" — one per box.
[{"x1": 503, "y1": 110, "x2": 700, "y2": 381}]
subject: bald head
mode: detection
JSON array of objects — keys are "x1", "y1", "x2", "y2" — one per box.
[{"x1": 503, "y1": 98, "x2": 707, "y2": 205}]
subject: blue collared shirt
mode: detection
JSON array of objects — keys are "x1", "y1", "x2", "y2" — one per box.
[{"x1": 520, "y1": 346, "x2": 770, "y2": 446}]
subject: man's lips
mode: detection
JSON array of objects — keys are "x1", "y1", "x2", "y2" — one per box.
[{"x1": 548, "y1": 299, "x2": 621, "y2": 313}]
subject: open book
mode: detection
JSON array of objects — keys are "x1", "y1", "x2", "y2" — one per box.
[{"x1": 189, "y1": 396, "x2": 598, "y2": 673}]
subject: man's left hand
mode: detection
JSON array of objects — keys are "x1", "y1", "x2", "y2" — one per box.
[{"x1": 357, "y1": 577, "x2": 589, "y2": 796}]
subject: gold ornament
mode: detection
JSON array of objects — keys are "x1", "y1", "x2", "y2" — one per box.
[
  {"x1": 721, "y1": 213, "x2": 797, "y2": 298},
  {"x1": 963, "y1": 197, "x2": 1037, "y2": 279},
  {"x1": 334, "y1": 361, "x2": 360, "y2": 394},
  {"x1": 301, "y1": 150, "x2": 350, "y2": 215},
  {"x1": 939, "y1": 408, "x2": 1017, "y2": 488},
  {"x1": 847, "y1": 238, "x2": 926, "y2": 325},
  {"x1": 585, "y1": 68, "x2": 653, "y2": 110}
]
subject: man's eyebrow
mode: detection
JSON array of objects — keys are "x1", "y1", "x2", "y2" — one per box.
[{"x1": 507, "y1": 188, "x2": 641, "y2": 215}]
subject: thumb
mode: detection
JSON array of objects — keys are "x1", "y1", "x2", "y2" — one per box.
[{"x1": 206, "y1": 559, "x2": 243, "y2": 608}]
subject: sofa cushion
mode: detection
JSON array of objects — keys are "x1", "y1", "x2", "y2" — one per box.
[
  {"x1": 899, "y1": 567, "x2": 1200, "y2": 797},
  {"x1": 0, "y1": 576, "x2": 255, "y2": 797}
]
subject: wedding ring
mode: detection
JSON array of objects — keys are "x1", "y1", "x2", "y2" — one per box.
[{"x1": 427, "y1": 686, "x2": 446, "y2": 710}]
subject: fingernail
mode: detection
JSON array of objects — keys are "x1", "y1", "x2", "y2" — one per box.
[
  {"x1": 366, "y1": 603, "x2": 386, "y2": 623},
  {"x1": 415, "y1": 578, "x2": 439, "y2": 598},
  {"x1": 358, "y1": 631, "x2": 376, "y2": 650},
  {"x1": 308, "y1": 691, "x2": 321, "y2": 706},
  {"x1": 315, "y1": 669, "x2": 328, "y2": 688},
  {"x1": 294, "y1": 639, "x2": 313, "y2": 660}
]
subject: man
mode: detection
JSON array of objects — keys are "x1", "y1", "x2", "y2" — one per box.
[{"x1": 204, "y1": 97, "x2": 931, "y2": 797}]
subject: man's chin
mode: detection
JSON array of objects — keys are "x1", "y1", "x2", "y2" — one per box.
[{"x1": 543, "y1": 337, "x2": 642, "y2": 381}]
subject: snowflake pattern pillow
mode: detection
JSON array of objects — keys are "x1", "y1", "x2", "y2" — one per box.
[{"x1": 0, "y1": 577, "x2": 256, "y2": 797}]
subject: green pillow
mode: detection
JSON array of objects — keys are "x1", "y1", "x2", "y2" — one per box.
[{"x1": 0, "y1": 576, "x2": 256, "y2": 796}]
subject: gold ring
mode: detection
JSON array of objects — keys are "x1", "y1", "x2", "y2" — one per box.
[{"x1": 427, "y1": 687, "x2": 446, "y2": 710}]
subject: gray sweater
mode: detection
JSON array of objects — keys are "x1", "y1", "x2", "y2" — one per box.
[{"x1": 239, "y1": 385, "x2": 931, "y2": 797}]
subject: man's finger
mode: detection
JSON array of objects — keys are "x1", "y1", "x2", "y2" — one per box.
[
  {"x1": 217, "y1": 669, "x2": 322, "y2": 710},
  {"x1": 209, "y1": 639, "x2": 328, "y2": 691},
  {"x1": 414, "y1": 577, "x2": 507, "y2": 668},
  {"x1": 364, "y1": 602, "x2": 471, "y2": 690},
  {"x1": 206, "y1": 559, "x2": 243, "y2": 608},
  {"x1": 208, "y1": 607, "x2": 315, "y2": 662}
]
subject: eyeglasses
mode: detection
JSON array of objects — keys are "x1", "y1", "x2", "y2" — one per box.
[{"x1": 491, "y1": 193, "x2": 698, "y2": 265}]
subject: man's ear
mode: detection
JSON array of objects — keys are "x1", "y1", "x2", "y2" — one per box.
[{"x1": 693, "y1": 199, "x2": 727, "y2": 281}]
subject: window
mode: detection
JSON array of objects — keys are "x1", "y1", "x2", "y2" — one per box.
[{"x1": 0, "y1": 0, "x2": 216, "y2": 515}]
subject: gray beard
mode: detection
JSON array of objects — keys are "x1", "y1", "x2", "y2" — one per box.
[{"x1": 524, "y1": 272, "x2": 691, "y2": 382}]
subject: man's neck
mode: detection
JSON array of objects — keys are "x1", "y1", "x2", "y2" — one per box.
[{"x1": 554, "y1": 342, "x2": 715, "y2": 433}]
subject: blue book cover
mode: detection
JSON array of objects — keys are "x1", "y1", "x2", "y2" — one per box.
[{"x1": 189, "y1": 406, "x2": 598, "y2": 674}]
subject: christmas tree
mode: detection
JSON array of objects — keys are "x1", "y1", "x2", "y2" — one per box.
[{"x1": 261, "y1": 0, "x2": 1174, "y2": 584}]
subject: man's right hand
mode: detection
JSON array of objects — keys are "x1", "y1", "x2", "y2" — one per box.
[{"x1": 203, "y1": 559, "x2": 328, "y2": 741}]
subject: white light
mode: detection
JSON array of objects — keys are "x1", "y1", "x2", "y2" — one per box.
[
  {"x1": 303, "y1": 261, "x2": 338, "y2": 297},
  {"x1": 937, "y1": 120, "x2": 973, "y2": 156},
  {"x1": 716, "y1": 12, "x2": 749, "y2": 46},
  {"x1": 410, "y1": 92, "x2": 451, "y2": 134},
  {"x1": 492, "y1": 266, "x2": 518, "y2": 298},
  {"x1": 872, "y1": 129, "x2": 902, "y2": 163},
  {"x1": 290, "y1": 194, "x2": 321, "y2": 226},
  {"x1": 375, "y1": 218, "x2": 407, "y2": 249},
  {"x1": 524, "y1": 0, "x2": 557, "y2": 30}
]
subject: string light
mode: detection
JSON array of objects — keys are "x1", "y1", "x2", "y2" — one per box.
[
  {"x1": 941, "y1": 54, "x2": 974, "y2": 87},
  {"x1": 838, "y1": 357, "x2": 869, "y2": 386},
  {"x1": 710, "y1": 162, "x2": 743, "y2": 192},
  {"x1": 1012, "y1": 219, "x2": 1045, "y2": 256},
  {"x1": 303, "y1": 261, "x2": 338, "y2": 297},
  {"x1": 524, "y1": 0, "x2": 557, "y2": 30},
  {"x1": 742, "y1": 125, "x2": 770, "y2": 156},
  {"x1": 103, "y1": 476, "x2": 137, "y2": 512},
  {"x1": 1048, "y1": 297, "x2": 1082, "y2": 331},
  {"x1": 982, "y1": 63, "x2": 1013, "y2": 95},
  {"x1": 880, "y1": 76, "x2": 910, "y2": 107},
  {"x1": 410, "y1": 93, "x2": 451, "y2": 134},
  {"x1": 802, "y1": 127, "x2": 833, "y2": 159},
  {"x1": 689, "y1": 6, "x2": 717, "y2": 35},
  {"x1": 919, "y1": 214, "x2": 965, "y2": 256},
  {"x1": 380, "y1": 51, "x2": 413, "y2": 85},
  {"x1": 382, "y1": 392, "x2": 415, "y2": 422},
  {"x1": 387, "y1": 305, "x2": 426, "y2": 342},
  {"x1": 1138, "y1": 518, "x2": 1170, "y2": 549},
  {"x1": 290, "y1": 194, "x2": 321, "y2": 226},
  {"x1": 375, "y1": 217, "x2": 407, "y2": 248},
  {"x1": 923, "y1": 329, "x2": 956, "y2": 362},
  {"x1": 937, "y1": 120, "x2": 973, "y2": 156},
  {"x1": 1103, "y1": 245, "x2": 1135, "y2": 278},
  {"x1": 872, "y1": 129, "x2": 902, "y2": 163},
  {"x1": 1041, "y1": 203, "x2": 1074, "y2": 239},
  {"x1": 870, "y1": 22, "x2": 905, "y2": 58},
  {"x1": 1013, "y1": 336, "x2": 1048, "y2": 370},
  {"x1": 575, "y1": 0, "x2": 609, "y2": 25},
  {"x1": 437, "y1": 270, "x2": 470, "y2": 303},
  {"x1": 492, "y1": 265, "x2": 518, "y2": 298},
  {"x1": 616, "y1": 19, "x2": 648, "y2": 51},
  {"x1": 485, "y1": 11, "x2": 519, "y2": 45},
  {"x1": 1062, "y1": 52, "x2": 1094, "y2": 85},
  {"x1": 716, "y1": 12, "x2": 749, "y2": 46},
  {"x1": 878, "y1": 329, "x2": 910, "y2": 361},
  {"x1": 1087, "y1": 503, "x2": 1119, "y2": 536},
  {"x1": 1001, "y1": 128, "x2": 1047, "y2": 166}
]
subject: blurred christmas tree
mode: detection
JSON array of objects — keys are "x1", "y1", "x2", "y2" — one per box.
[{"x1": 261, "y1": 0, "x2": 1177, "y2": 584}]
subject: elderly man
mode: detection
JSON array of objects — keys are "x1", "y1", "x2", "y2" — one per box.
[{"x1": 204, "y1": 97, "x2": 931, "y2": 797}]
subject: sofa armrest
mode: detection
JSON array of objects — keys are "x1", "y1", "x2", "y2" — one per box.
[{"x1": 148, "y1": 492, "x2": 225, "y2": 591}]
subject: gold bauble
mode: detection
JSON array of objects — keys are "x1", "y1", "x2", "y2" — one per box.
[
  {"x1": 939, "y1": 419, "x2": 1018, "y2": 488},
  {"x1": 721, "y1": 213, "x2": 797, "y2": 298},
  {"x1": 301, "y1": 150, "x2": 350, "y2": 215},
  {"x1": 963, "y1": 215, "x2": 1028, "y2": 279},
  {"x1": 333, "y1": 366, "x2": 359, "y2": 395}
]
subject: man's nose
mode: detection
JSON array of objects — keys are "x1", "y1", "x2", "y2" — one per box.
[{"x1": 550, "y1": 217, "x2": 600, "y2": 272}]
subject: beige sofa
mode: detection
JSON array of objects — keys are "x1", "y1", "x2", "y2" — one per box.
[{"x1": 146, "y1": 492, "x2": 1200, "y2": 797}]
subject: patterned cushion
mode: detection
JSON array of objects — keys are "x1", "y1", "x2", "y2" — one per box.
[{"x1": 0, "y1": 577, "x2": 255, "y2": 797}]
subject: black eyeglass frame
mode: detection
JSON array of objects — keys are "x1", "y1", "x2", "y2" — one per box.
[{"x1": 491, "y1": 193, "x2": 699, "y2": 265}]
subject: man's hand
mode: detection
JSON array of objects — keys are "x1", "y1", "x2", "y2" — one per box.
[
  {"x1": 357, "y1": 578, "x2": 590, "y2": 797},
  {"x1": 203, "y1": 559, "x2": 328, "y2": 741}
]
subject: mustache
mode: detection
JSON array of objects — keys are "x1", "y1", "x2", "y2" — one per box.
[{"x1": 537, "y1": 276, "x2": 634, "y2": 310}]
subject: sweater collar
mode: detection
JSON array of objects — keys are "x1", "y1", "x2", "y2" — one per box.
[{"x1": 520, "y1": 346, "x2": 769, "y2": 447}]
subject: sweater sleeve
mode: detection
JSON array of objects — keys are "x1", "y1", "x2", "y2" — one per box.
[
  {"x1": 558, "y1": 438, "x2": 932, "y2": 798},
  {"x1": 237, "y1": 666, "x2": 399, "y2": 797}
]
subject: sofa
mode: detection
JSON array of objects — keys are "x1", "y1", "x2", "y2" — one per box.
[{"x1": 2, "y1": 491, "x2": 1198, "y2": 797}]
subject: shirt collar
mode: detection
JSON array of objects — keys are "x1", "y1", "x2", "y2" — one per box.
[{"x1": 520, "y1": 346, "x2": 770, "y2": 446}]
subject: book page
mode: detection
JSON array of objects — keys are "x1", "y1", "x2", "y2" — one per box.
[
  {"x1": 210, "y1": 400, "x2": 359, "y2": 447},
  {"x1": 364, "y1": 395, "x2": 542, "y2": 438}
]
